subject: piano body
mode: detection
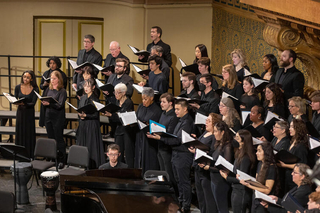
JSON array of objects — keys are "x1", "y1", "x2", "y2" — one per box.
[{"x1": 60, "y1": 169, "x2": 179, "y2": 213}]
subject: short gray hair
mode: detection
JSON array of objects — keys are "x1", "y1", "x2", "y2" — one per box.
[
  {"x1": 151, "y1": 45, "x2": 164, "y2": 54},
  {"x1": 142, "y1": 87, "x2": 154, "y2": 98},
  {"x1": 114, "y1": 83, "x2": 127, "y2": 93}
]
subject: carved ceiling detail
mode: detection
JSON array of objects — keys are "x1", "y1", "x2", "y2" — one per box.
[{"x1": 252, "y1": 6, "x2": 320, "y2": 90}]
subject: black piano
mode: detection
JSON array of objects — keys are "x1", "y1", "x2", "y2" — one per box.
[{"x1": 60, "y1": 169, "x2": 179, "y2": 213}]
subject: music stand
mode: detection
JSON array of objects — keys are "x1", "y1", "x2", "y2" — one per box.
[{"x1": 0, "y1": 144, "x2": 30, "y2": 208}]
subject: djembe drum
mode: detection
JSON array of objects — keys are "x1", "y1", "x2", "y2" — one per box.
[
  {"x1": 40, "y1": 171, "x2": 60, "y2": 211},
  {"x1": 11, "y1": 162, "x2": 32, "y2": 204}
]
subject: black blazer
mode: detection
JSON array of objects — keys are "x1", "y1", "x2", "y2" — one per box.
[
  {"x1": 103, "y1": 51, "x2": 130, "y2": 74},
  {"x1": 73, "y1": 48, "x2": 102, "y2": 84},
  {"x1": 272, "y1": 66, "x2": 305, "y2": 101},
  {"x1": 107, "y1": 73, "x2": 134, "y2": 98}
]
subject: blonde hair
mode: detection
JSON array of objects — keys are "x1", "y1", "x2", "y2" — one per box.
[
  {"x1": 49, "y1": 71, "x2": 64, "y2": 90},
  {"x1": 231, "y1": 49, "x2": 248, "y2": 68},
  {"x1": 221, "y1": 98, "x2": 241, "y2": 128},
  {"x1": 222, "y1": 64, "x2": 238, "y2": 89},
  {"x1": 288, "y1": 96, "x2": 306, "y2": 114}
]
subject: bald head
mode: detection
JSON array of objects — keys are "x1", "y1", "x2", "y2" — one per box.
[{"x1": 109, "y1": 41, "x2": 121, "y2": 57}]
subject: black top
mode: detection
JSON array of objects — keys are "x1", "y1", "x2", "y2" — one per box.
[
  {"x1": 99, "y1": 161, "x2": 128, "y2": 169},
  {"x1": 196, "y1": 74, "x2": 218, "y2": 90},
  {"x1": 198, "y1": 89, "x2": 220, "y2": 114},
  {"x1": 227, "y1": 155, "x2": 252, "y2": 189},
  {"x1": 209, "y1": 142, "x2": 233, "y2": 173},
  {"x1": 103, "y1": 51, "x2": 130, "y2": 74},
  {"x1": 312, "y1": 111, "x2": 320, "y2": 136},
  {"x1": 147, "y1": 71, "x2": 168, "y2": 94},
  {"x1": 107, "y1": 73, "x2": 134, "y2": 98},
  {"x1": 272, "y1": 66, "x2": 305, "y2": 101},
  {"x1": 288, "y1": 142, "x2": 308, "y2": 164},
  {"x1": 255, "y1": 123, "x2": 272, "y2": 142},
  {"x1": 160, "y1": 58, "x2": 170, "y2": 81},
  {"x1": 221, "y1": 81, "x2": 244, "y2": 100},
  {"x1": 44, "y1": 88, "x2": 67, "y2": 116},
  {"x1": 73, "y1": 48, "x2": 103, "y2": 84},
  {"x1": 287, "y1": 114, "x2": 308, "y2": 124},
  {"x1": 160, "y1": 113, "x2": 195, "y2": 152},
  {"x1": 261, "y1": 71, "x2": 275, "y2": 82},
  {"x1": 40, "y1": 68, "x2": 67, "y2": 90},
  {"x1": 271, "y1": 136, "x2": 291, "y2": 151},
  {"x1": 256, "y1": 162, "x2": 277, "y2": 195},
  {"x1": 158, "y1": 108, "x2": 179, "y2": 150},
  {"x1": 180, "y1": 88, "x2": 200, "y2": 99},
  {"x1": 240, "y1": 93, "x2": 260, "y2": 111},
  {"x1": 194, "y1": 132, "x2": 215, "y2": 171},
  {"x1": 264, "y1": 103, "x2": 286, "y2": 119},
  {"x1": 143, "y1": 39, "x2": 172, "y2": 67},
  {"x1": 236, "y1": 66, "x2": 250, "y2": 83}
]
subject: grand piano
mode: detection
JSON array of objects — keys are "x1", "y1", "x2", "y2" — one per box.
[{"x1": 60, "y1": 169, "x2": 179, "y2": 213}]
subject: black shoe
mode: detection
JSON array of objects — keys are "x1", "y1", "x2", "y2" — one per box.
[{"x1": 58, "y1": 162, "x2": 65, "y2": 170}]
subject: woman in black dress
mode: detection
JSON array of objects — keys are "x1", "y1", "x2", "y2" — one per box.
[
  {"x1": 278, "y1": 119, "x2": 309, "y2": 193},
  {"x1": 231, "y1": 49, "x2": 250, "y2": 83},
  {"x1": 134, "y1": 87, "x2": 162, "y2": 173},
  {"x1": 76, "y1": 78, "x2": 105, "y2": 169},
  {"x1": 264, "y1": 163, "x2": 312, "y2": 213},
  {"x1": 261, "y1": 54, "x2": 278, "y2": 82},
  {"x1": 249, "y1": 105, "x2": 272, "y2": 141},
  {"x1": 40, "y1": 71, "x2": 67, "y2": 168},
  {"x1": 189, "y1": 113, "x2": 222, "y2": 213},
  {"x1": 14, "y1": 70, "x2": 39, "y2": 158},
  {"x1": 201, "y1": 121, "x2": 234, "y2": 213},
  {"x1": 219, "y1": 97, "x2": 242, "y2": 132},
  {"x1": 240, "y1": 77, "x2": 260, "y2": 112},
  {"x1": 104, "y1": 83, "x2": 134, "y2": 167},
  {"x1": 240, "y1": 142, "x2": 279, "y2": 213},
  {"x1": 264, "y1": 82, "x2": 286, "y2": 118},
  {"x1": 220, "y1": 129, "x2": 256, "y2": 213},
  {"x1": 221, "y1": 64, "x2": 243, "y2": 100}
]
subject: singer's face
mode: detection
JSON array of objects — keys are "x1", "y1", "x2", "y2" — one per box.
[
  {"x1": 142, "y1": 95, "x2": 153, "y2": 107},
  {"x1": 160, "y1": 98, "x2": 171, "y2": 111},
  {"x1": 49, "y1": 60, "x2": 57, "y2": 71},
  {"x1": 50, "y1": 74, "x2": 59, "y2": 87},
  {"x1": 23, "y1": 73, "x2": 32, "y2": 85}
]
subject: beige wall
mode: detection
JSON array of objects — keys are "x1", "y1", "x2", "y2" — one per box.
[{"x1": 0, "y1": 1, "x2": 212, "y2": 110}]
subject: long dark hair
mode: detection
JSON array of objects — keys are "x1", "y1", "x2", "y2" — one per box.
[
  {"x1": 264, "y1": 82, "x2": 284, "y2": 106},
  {"x1": 235, "y1": 130, "x2": 255, "y2": 169},
  {"x1": 263, "y1": 54, "x2": 279, "y2": 75},
  {"x1": 256, "y1": 142, "x2": 280, "y2": 194},
  {"x1": 291, "y1": 119, "x2": 308, "y2": 147},
  {"x1": 194, "y1": 44, "x2": 208, "y2": 63},
  {"x1": 214, "y1": 121, "x2": 232, "y2": 149},
  {"x1": 21, "y1": 70, "x2": 38, "y2": 89}
]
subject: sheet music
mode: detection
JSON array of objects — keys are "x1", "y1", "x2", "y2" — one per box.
[
  {"x1": 309, "y1": 137, "x2": 320, "y2": 149},
  {"x1": 138, "y1": 120, "x2": 147, "y2": 129},
  {"x1": 255, "y1": 191, "x2": 277, "y2": 205},
  {"x1": 33, "y1": 90, "x2": 42, "y2": 99},
  {"x1": 117, "y1": 111, "x2": 137, "y2": 126},
  {"x1": 128, "y1": 44, "x2": 138, "y2": 54},
  {"x1": 241, "y1": 111, "x2": 250, "y2": 126},
  {"x1": 132, "y1": 84, "x2": 144, "y2": 93},
  {"x1": 150, "y1": 121, "x2": 166, "y2": 133},
  {"x1": 95, "y1": 79, "x2": 105, "y2": 88},
  {"x1": 252, "y1": 137, "x2": 263, "y2": 145},
  {"x1": 215, "y1": 155, "x2": 234, "y2": 172},
  {"x1": 195, "y1": 112, "x2": 208, "y2": 125},
  {"x1": 252, "y1": 77, "x2": 269, "y2": 87},
  {"x1": 244, "y1": 69, "x2": 252, "y2": 76},
  {"x1": 222, "y1": 91, "x2": 238, "y2": 100},
  {"x1": 237, "y1": 169, "x2": 256, "y2": 181},
  {"x1": 66, "y1": 101, "x2": 78, "y2": 111},
  {"x1": 42, "y1": 75, "x2": 50, "y2": 81},
  {"x1": 3, "y1": 92, "x2": 18, "y2": 103},
  {"x1": 132, "y1": 64, "x2": 143, "y2": 72},
  {"x1": 178, "y1": 57, "x2": 187, "y2": 67},
  {"x1": 195, "y1": 149, "x2": 213, "y2": 161},
  {"x1": 181, "y1": 130, "x2": 195, "y2": 143},
  {"x1": 68, "y1": 59, "x2": 78, "y2": 69},
  {"x1": 265, "y1": 111, "x2": 283, "y2": 123},
  {"x1": 92, "y1": 100, "x2": 105, "y2": 111}
]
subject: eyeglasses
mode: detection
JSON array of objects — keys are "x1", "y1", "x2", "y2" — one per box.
[
  {"x1": 83, "y1": 40, "x2": 92, "y2": 44},
  {"x1": 288, "y1": 105, "x2": 296, "y2": 109},
  {"x1": 292, "y1": 171, "x2": 301, "y2": 175},
  {"x1": 218, "y1": 104, "x2": 226, "y2": 108},
  {"x1": 108, "y1": 153, "x2": 119, "y2": 157}
]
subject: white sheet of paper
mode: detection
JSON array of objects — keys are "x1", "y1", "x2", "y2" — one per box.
[
  {"x1": 95, "y1": 79, "x2": 104, "y2": 88},
  {"x1": 252, "y1": 77, "x2": 269, "y2": 87},
  {"x1": 132, "y1": 64, "x2": 143, "y2": 72},
  {"x1": 33, "y1": 90, "x2": 42, "y2": 99},
  {"x1": 195, "y1": 112, "x2": 208, "y2": 125},
  {"x1": 237, "y1": 169, "x2": 256, "y2": 181},
  {"x1": 195, "y1": 149, "x2": 213, "y2": 161},
  {"x1": 92, "y1": 100, "x2": 105, "y2": 111},
  {"x1": 252, "y1": 137, "x2": 263, "y2": 145},
  {"x1": 150, "y1": 122, "x2": 166, "y2": 133},
  {"x1": 181, "y1": 130, "x2": 195, "y2": 143},
  {"x1": 222, "y1": 91, "x2": 238, "y2": 100},
  {"x1": 309, "y1": 137, "x2": 320, "y2": 149},
  {"x1": 215, "y1": 155, "x2": 234, "y2": 172},
  {"x1": 117, "y1": 111, "x2": 137, "y2": 126},
  {"x1": 255, "y1": 191, "x2": 277, "y2": 205},
  {"x1": 138, "y1": 120, "x2": 147, "y2": 129},
  {"x1": 241, "y1": 111, "x2": 250, "y2": 126},
  {"x1": 66, "y1": 101, "x2": 77, "y2": 110},
  {"x1": 178, "y1": 57, "x2": 187, "y2": 67}
]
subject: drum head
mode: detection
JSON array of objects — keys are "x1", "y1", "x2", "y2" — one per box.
[{"x1": 41, "y1": 171, "x2": 59, "y2": 178}]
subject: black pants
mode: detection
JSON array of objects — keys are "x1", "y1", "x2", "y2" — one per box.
[
  {"x1": 158, "y1": 148, "x2": 178, "y2": 196},
  {"x1": 210, "y1": 172, "x2": 230, "y2": 213},
  {"x1": 45, "y1": 119, "x2": 66, "y2": 164},
  {"x1": 115, "y1": 132, "x2": 134, "y2": 168},
  {"x1": 172, "y1": 151, "x2": 193, "y2": 209},
  {"x1": 231, "y1": 186, "x2": 252, "y2": 213},
  {"x1": 195, "y1": 170, "x2": 217, "y2": 213}
]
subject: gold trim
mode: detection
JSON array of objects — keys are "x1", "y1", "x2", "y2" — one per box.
[{"x1": 77, "y1": 21, "x2": 104, "y2": 57}]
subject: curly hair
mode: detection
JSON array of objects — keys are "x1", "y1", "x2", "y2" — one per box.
[
  {"x1": 294, "y1": 163, "x2": 312, "y2": 186},
  {"x1": 222, "y1": 64, "x2": 238, "y2": 89},
  {"x1": 235, "y1": 130, "x2": 256, "y2": 169},
  {"x1": 214, "y1": 121, "x2": 233, "y2": 150},
  {"x1": 264, "y1": 82, "x2": 284, "y2": 106},
  {"x1": 46, "y1": 56, "x2": 62, "y2": 69},
  {"x1": 290, "y1": 119, "x2": 308, "y2": 147},
  {"x1": 256, "y1": 142, "x2": 280, "y2": 194}
]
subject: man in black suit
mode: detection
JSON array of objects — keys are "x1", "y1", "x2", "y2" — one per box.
[
  {"x1": 72, "y1": 34, "x2": 102, "y2": 90},
  {"x1": 147, "y1": 99, "x2": 195, "y2": 213},
  {"x1": 105, "y1": 58, "x2": 133, "y2": 104},
  {"x1": 272, "y1": 49, "x2": 305, "y2": 102},
  {"x1": 138, "y1": 26, "x2": 172, "y2": 67},
  {"x1": 103, "y1": 41, "x2": 130, "y2": 83},
  {"x1": 99, "y1": 144, "x2": 128, "y2": 169}
]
